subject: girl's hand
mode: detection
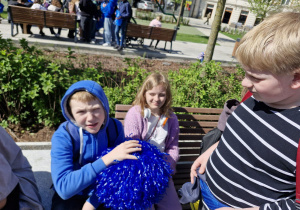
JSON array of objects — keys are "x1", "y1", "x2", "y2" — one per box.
[
  {"x1": 102, "y1": 140, "x2": 142, "y2": 166},
  {"x1": 82, "y1": 201, "x2": 95, "y2": 210},
  {"x1": 190, "y1": 141, "x2": 219, "y2": 184}
]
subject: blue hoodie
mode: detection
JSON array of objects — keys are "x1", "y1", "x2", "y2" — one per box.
[
  {"x1": 101, "y1": 0, "x2": 117, "y2": 18},
  {"x1": 51, "y1": 80, "x2": 125, "y2": 207}
]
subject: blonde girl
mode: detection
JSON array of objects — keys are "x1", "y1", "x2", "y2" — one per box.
[{"x1": 124, "y1": 72, "x2": 181, "y2": 210}]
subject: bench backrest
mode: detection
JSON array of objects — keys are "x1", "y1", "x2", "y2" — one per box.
[
  {"x1": 45, "y1": 11, "x2": 76, "y2": 29},
  {"x1": 126, "y1": 22, "x2": 152, "y2": 39},
  {"x1": 115, "y1": 104, "x2": 223, "y2": 191},
  {"x1": 9, "y1": 5, "x2": 76, "y2": 29},
  {"x1": 150, "y1": 27, "x2": 176, "y2": 42},
  {"x1": 10, "y1": 5, "x2": 45, "y2": 26}
]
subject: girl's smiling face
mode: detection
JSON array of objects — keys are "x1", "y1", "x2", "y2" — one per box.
[{"x1": 145, "y1": 84, "x2": 167, "y2": 116}]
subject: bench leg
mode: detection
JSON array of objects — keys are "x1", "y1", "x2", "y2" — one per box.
[
  {"x1": 23, "y1": 24, "x2": 28, "y2": 34},
  {"x1": 155, "y1": 40, "x2": 159, "y2": 49},
  {"x1": 164, "y1": 41, "x2": 167, "y2": 50},
  {"x1": 11, "y1": 22, "x2": 18, "y2": 37},
  {"x1": 149, "y1": 39, "x2": 153, "y2": 47},
  {"x1": 169, "y1": 42, "x2": 173, "y2": 53}
]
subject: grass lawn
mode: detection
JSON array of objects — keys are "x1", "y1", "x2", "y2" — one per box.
[
  {"x1": 0, "y1": 11, "x2": 7, "y2": 20},
  {"x1": 220, "y1": 31, "x2": 245, "y2": 41},
  {"x1": 135, "y1": 19, "x2": 211, "y2": 44}
]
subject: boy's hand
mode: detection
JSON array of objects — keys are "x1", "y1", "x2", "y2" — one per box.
[
  {"x1": 82, "y1": 201, "x2": 95, "y2": 210},
  {"x1": 190, "y1": 141, "x2": 219, "y2": 184},
  {"x1": 102, "y1": 140, "x2": 142, "y2": 166}
]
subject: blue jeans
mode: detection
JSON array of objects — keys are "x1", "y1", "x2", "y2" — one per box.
[
  {"x1": 115, "y1": 19, "x2": 127, "y2": 47},
  {"x1": 200, "y1": 178, "x2": 228, "y2": 210}
]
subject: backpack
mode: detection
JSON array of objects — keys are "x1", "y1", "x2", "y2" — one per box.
[{"x1": 65, "y1": 117, "x2": 119, "y2": 164}]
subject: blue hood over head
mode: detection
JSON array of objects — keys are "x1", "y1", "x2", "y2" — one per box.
[{"x1": 61, "y1": 80, "x2": 110, "y2": 130}]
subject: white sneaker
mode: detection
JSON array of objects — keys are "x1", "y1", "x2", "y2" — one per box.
[
  {"x1": 103, "y1": 43, "x2": 111, "y2": 47},
  {"x1": 90, "y1": 39, "x2": 97, "y2": 44}
]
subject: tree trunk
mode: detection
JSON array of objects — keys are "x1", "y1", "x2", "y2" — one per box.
[
  {"x1": 204, "y1": 0, "x2": 226, "y2": 61},
  {"x1": 176, "y1": 0, "x2": 186, "y2": 28}
]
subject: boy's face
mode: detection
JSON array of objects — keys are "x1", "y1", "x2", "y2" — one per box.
[
  {"x1": 242, "y1": 67, "x2": 297, "y2": 109},
  {"x1": 70, "y1": 99, "x2": 105, "y2": 134}
]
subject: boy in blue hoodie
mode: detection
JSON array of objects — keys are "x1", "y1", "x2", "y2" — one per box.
[{"x1": 51, "y1": 80, "x2": 141, "y2": 210}]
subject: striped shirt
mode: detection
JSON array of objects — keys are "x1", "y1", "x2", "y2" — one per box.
[{"x1": 206, "y1": 97, "x2": 300, "y2": 210}]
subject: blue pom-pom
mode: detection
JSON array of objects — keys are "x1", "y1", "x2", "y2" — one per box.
[{"x1": 95, "y1": 140, "x2": 173, "y2": 210}]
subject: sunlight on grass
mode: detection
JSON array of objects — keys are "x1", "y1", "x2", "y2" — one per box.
[
  {"x1": 219, "y1": 31, "x2": 245, "y2": 41},
  {"x1": 135, "y1": 18, "x2": 208, "y2": 43},
  {"x1": 176, "y1": 34, "x2": 209, "y2": 44}
]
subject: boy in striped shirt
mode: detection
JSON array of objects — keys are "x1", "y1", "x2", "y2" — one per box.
[{"x1": 191, "y1": 12, "x2": 300, "y2": 210}]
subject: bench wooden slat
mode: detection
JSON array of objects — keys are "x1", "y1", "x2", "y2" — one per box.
[
  {"x1": 179, "y1": 121, "x2": 218, "y2": 128},
  {"x1": 178, "y1": 141, "x2": 201, "y2": 147},
  {"x1": 149, "y1": 27, "x2": 176, "y2": 42},
  {"x1": 9, "y1": 5, "x2": 77, "y2": 41},
  {"x1": 116, "y1": 112, "x2": 220, "y2": 121},
  {"x1": 45, "y1": 11, "x2": 76, "y2": 29},
  {"x1": 126, "y1": 23, "x2": 152, "y2": 39},
  {"x1": 179, "y1": 134, "x2": 204, "y2": 140},
  {"x1": 179, "y1": 128, "x2": 214, "y2": 134},
  {"x1": 10, "y1": 6, "x2": 45, "y2": 26}
]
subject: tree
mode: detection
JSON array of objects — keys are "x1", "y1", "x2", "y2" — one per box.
[
  {"x1": 248, "y1": 0, "x2": 282, "y2": 20},
  {"x1": 204, "y1": 0, "x2": 226, "y2": 62}
]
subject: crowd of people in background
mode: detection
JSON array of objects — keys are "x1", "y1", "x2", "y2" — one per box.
[{"x1": 8, "y1": 0, "x2": 132, "y2": 51}]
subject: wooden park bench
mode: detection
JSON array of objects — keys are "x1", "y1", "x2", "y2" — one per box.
[
  {"x1": 8, "y1": 5, "x2": 77, "y2": 42},
  {"x1": 126, "y1": 22, "x2": 177, "y2": 52},
  {"x1": 115, "y1": 104, "x2": 223, "y2": 209}
]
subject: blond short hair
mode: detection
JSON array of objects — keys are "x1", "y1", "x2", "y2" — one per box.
[
  {"x1": 133, "y1": 73, "x2": 172, "y2": 117},
  {"x1": 67, "y1": 91, "x2": 98, "y2": 118},
  {"x1": 236, "y1": 12, "x2": 300, "y2": 75}
]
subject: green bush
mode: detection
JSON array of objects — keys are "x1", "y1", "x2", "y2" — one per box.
[
  {"x1": 0, "y1": 36, "x2": 244, "y2": 129},
  {"x1": 0, "y1": 37, "x2": 100, "y2": 128}
]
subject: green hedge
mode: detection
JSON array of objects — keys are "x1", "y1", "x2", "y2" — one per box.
[{"x1": 0, "y1": 36, "x2": 244, "y2": 129}]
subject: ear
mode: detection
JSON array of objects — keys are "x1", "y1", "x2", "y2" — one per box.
[{"x1": 291, "y1": 71, "x2": 300, "y2": 89}]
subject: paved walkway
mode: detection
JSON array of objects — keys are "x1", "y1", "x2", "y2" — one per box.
[{"x1": 0, "y1": 18, "x2": 238, "y2": 63}]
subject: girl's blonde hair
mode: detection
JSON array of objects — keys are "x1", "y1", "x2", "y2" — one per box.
[{"x1": 133, "y1": 73, "x2": 172, "y2": 117}]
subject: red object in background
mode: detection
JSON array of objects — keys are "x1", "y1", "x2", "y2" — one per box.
[{"x1": 241, "y1": 91, "x2": 252, "y2": 102}]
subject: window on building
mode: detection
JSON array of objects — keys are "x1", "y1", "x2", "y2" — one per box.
[
  {"x1": 222, "y1": 7, "x2": 232, "y2": 24},
  {"x1": 254, "y1": 17, "x2": 262, "y2": 26},
  {"x1": 238, "y1": 10, "x2": 249, "y2": 25}
]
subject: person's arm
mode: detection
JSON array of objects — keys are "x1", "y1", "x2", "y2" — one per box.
[
  {"x1": 120, "y1": 2, "x2": 130, "y2": 19},
  {"x1": 0, "y1": 127, "x2": 42, "y2": 209},
  {"x1": 82, "y1": 201, "x2": 96, "y2": 210},
  {"x1": 51, "y1": 126, "x2": 106, "y2": 200},
  {"x1": 124, "y1": 106, "x2": 144, "y2": 139},
  {"x1": 164, "y1": 114, "x2": 179, "y2": 172},
  {"x1": 101, "y1": 140, "x2": 141, "y2": 166},
  {"x1": 190, "y1": 141, "x2": 219, "y2": 183}
]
